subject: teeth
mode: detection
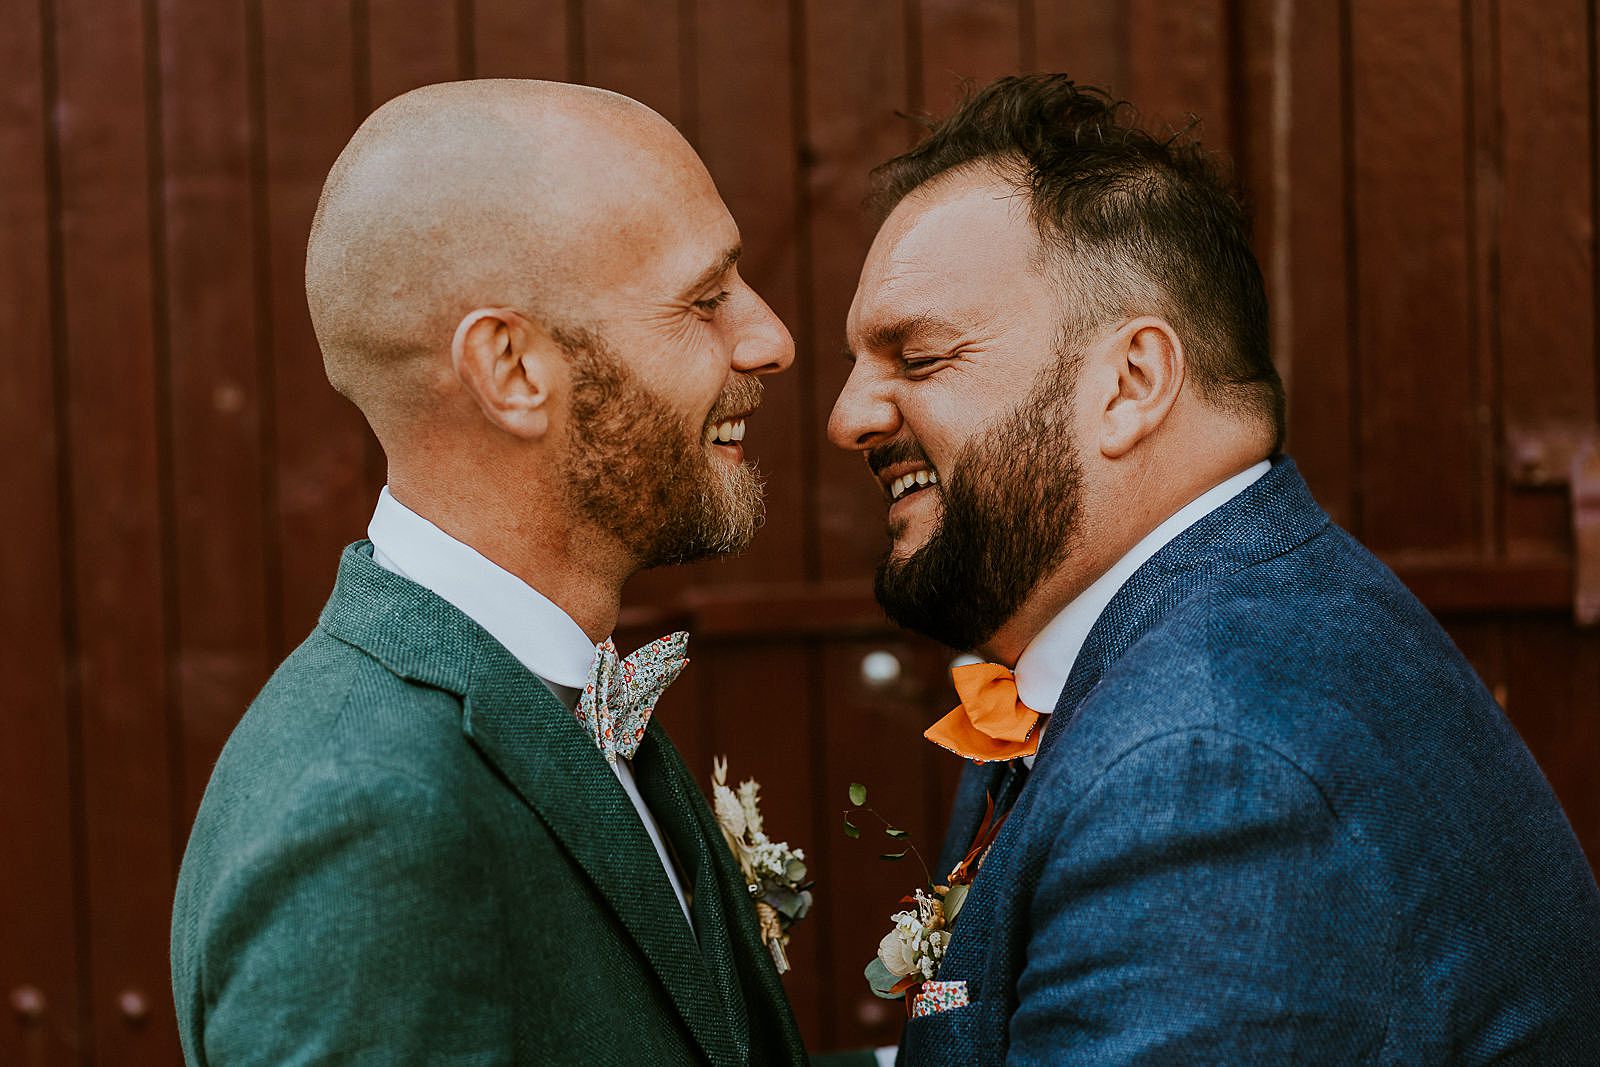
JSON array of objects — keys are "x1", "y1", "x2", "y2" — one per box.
[
  {"x1": 708, "y1": 418, "x2": 747, "y2": 445},
  {"x1": 889, "y1": 469, "x2": 940, "y2": 501}
]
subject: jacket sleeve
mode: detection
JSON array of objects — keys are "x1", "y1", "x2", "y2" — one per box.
[
  {"x1": 195, "y1": 758, "x2": 513, "y2": 1066},
  {"x1": 1008, "y1": 727, "x2": 1392, "y2": 1065}
]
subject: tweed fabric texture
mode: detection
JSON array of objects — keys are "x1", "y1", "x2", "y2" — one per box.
[
  {"x1": 171, "y1": 543, "x2": 805, "y2": 1066},
  {"x1": 905, "y1": 457, "x2": 1600, "y2": 1065}
]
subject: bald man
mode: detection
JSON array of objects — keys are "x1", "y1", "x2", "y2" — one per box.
[{"x1": 170, "y1": 81, "x2": 806, "y2": 1066}]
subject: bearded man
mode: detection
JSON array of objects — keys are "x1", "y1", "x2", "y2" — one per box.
[
  {"x1": 171, "y1": 81, "x2": 804, "y2": 1065},
  {"x1": 831, "y1": 75, "x2": 1600, "y2": 1064}
]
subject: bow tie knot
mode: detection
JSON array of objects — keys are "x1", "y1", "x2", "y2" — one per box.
[
  {"x1": 924, "y1": 662, "x2": 1041, "y2": 763},
  {"x1": 574, "y1": 632, "x2": 690, "y2": 763}
]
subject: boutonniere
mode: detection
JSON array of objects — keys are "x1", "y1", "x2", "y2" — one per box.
[
  {"x1": 710, "y1": 756, "x2": 813, "y2": 973},
  {"x1": 844, "y1": 783, "x2": 1009, "y2": 1005}
]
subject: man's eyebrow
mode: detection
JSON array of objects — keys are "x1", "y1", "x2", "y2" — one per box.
[
  {"x1": 682, "y1": 245, "x2": 742, "y2": 297},
  {"x1": 850, "y1": 311, "x2": 965, "y2": 355}
]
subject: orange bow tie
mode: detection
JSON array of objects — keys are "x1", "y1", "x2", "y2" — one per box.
[{"x1": 924, "y1": 662, "x2": 1041, "y2": 763}]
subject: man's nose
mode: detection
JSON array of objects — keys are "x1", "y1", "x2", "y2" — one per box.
[
  {"x1": 828, "y1": 362, "x2": 899, "y2": 451},
  {"x1": 731, "y1": 287, "x2": 795, "y2": 376}
]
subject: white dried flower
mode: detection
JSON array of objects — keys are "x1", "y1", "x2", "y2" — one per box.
[
  {"x1": 712, "y1": 784, "x2": 746, "y2": 839},
  {"x1": 738, "y1": 779, "x2": 764, "y2": 836},
  {"x1": 877, "y1": 927, "x2": 920, "y2": 978}
]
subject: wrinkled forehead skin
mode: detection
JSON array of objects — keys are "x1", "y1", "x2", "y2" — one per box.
[{"x1": 306, "y1": 78, "x2": 733, "y2": 365}]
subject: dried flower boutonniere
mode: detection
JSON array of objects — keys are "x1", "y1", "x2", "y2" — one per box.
[
  {"x1": 710, "y1": 756, "x2": 813, "y2": 973},
  {"x1": 844, "y1": 782, "x2": 1009, "y2": 1005}
]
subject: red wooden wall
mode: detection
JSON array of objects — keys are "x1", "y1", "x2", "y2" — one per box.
[{"x1": 3, "y1": 1, "x2": 1597, "y2": 1063}]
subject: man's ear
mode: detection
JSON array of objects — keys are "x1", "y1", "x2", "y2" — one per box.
[
  {"x1": 450, "y1": 308, "x2": 559, "y2": 440},
  {"x1": 1099, "y1": 317, "x2": 1185, "y2": 459}
]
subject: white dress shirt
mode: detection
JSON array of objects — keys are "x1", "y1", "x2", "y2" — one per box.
[
  {"x1": 367, "y1": 487, "x2": 693, "y2": 927},
  {"x1": 1015, "y1": 461, "x2": 1272, "y2": 768}
]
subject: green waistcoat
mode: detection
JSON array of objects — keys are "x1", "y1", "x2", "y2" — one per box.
[{"x1": 171, "y1": 543, "x2": 807, "y2": 1065}]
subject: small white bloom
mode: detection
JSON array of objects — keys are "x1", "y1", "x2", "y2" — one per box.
[{"x1": 877, "y1": 928, "x2": 920, "y2": 978}]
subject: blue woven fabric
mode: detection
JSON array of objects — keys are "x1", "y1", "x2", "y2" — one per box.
[{"x1": 906, "y1": 457, "x2": 1600, "y2": 1065}]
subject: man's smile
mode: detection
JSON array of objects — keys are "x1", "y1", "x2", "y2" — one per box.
[{"x1": 705, "y1": 411, "x2": 751, "y2": 463}]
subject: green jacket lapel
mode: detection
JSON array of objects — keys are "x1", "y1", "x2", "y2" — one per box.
[
  {"x1": 318, "y1": 544, "x2": 739, "y2": 1066},
  {"x1": 640, "y1": 727, "x2": 807, "y2": 1064}
]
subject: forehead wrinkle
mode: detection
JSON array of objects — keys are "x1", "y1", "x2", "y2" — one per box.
[
  {"x1": 852, "y1": 309, "x2": 967, "y2": 354},
  {"x1": 678, "y1": 244, "x2": 742, "y2": 298}
]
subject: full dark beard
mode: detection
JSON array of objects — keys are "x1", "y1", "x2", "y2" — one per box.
[
  {"x1": 873, "y1": 349, "x2": 1083, "y2": 651},
  {"x1": 556, "y1": 326, "x2": 764, "y2": 568}
]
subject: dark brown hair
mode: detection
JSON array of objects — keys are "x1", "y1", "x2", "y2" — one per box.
[{"x1": 870, "y1": 74, "x2": 1284, "y2": 447}]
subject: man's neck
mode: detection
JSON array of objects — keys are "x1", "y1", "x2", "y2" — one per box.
[{"x1": 385, "y1": 475, "x2": 630, "y2": 643}]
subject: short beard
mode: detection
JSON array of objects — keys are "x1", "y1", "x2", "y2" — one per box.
[
  {"x1": 873, "y1": 347, "x2": 1084, "y2": 652},
  {"x1": 556, "y1": 326, "x2": 765, "y2": 568}
]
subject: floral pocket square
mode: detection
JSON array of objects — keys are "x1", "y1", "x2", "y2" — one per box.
[{"x1": 911, "y1": 980, "x2": 969, "y2": 1018}]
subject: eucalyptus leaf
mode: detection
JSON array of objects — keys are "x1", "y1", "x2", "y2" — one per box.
[
  {"x1": 942, "y1": 883, "x2": 970, "y2": 924},
  {"x1": 864, "y1": 957, "x2": 906, "y2": 1000},
  {"x1": 880, "y1": 848, "x2": 909, "y2": 861},
  {"x1": 843, "y1": 818, "x2": 860, "y2": 839},
  {"x1": 849, "y1": 782, "x2": 868, "y2": 806},
  {"x1": 885, "y1": 828, "x2": 909, "y2": 839},
  {"x1": 785, "y1": 859, "x2": 808, "y2": 883}
]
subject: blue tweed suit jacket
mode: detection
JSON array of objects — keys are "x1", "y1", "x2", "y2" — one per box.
[{"x1": 904, "y1": 458, "x2": 1600, "y2": 1065}]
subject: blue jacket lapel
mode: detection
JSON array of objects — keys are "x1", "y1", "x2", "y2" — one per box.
[
  {"x1": 1037, "y1": 457, "x2": 1329, "y2": 760},
  {"x1": 319, "y1": 544, "x2": 739, "y2": 1067}
]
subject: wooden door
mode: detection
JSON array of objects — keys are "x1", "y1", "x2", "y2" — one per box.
[{"x1": 3, "y1": 2, "x2": 1596, "y2": 1063}]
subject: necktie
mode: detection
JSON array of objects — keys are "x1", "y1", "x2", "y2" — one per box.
[
  {"x1": 573, "y1": 631, "x2": 690, "y2": 763},
  {"x1": 924, "y1": 662, "x2": 1041, "y2": 763}
]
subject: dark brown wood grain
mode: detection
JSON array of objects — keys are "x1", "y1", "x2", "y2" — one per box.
[
  {"x1": 51, "y1": 0, "x2": 181, "y2": 1059},
  {"x1": 473, "y1": 0, "x2": 572, "y2": 80},
  {"x1": 0, "y1": 3, "x2": 83, "y2": 1063},
  {"x1": 1348, "y1": 0, "x2": 1482, "y2": 555},
  {"x1": 805, "y1": 0, "x2": 912, "y2": 582},
  {"x1": 916, "y1": 0, "x2": 1023, "y2": 118},
  {"x1": 1126, "y1": 0, "x2": 1231, "y2": 152},
  {"x1": 1030, "y1": 0, "x2": 1129, "y2": 89},
  {"x1": 1497, "y1": 0, "x2": 1596, "y2": 558},
  {"x1": 156, "y1": 0, "x2": 275, "y2": 825},
  {"x1": 260, "y1": 0, "x2": 373, "y2": 649}
]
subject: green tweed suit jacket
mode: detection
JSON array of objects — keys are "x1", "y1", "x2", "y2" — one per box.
[{"x1": 171, "y1": 543, "x2": 806, "y2": 1065}]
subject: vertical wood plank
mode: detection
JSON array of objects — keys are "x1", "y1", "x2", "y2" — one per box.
[
  {"x1": 1126, "y1": 0, "x2": 1232, "y2": 152},
  {"x1": 1504, "y1": 618, "x2": 1600, "y2": 871},
  {"x1": 475, "y1": 0, "x2": 571, "y2": 79},
  {"x1": 582, "y1": 0, "x2": 684, "y2": 126},
  {"x1": 917, "y1": 0, "x2": 1023, "y2": 118},
  {"x1": 1348, "y1": 0, "x2": 1479, "y2": 555},
  {"x1": 807, "y1": 0, "x2": 912, "y2": 582},
  {"x1": 689, "y1": 0, "x2": 806, "y2": 586},
  {"x1": 367, "y1": 0, "x2": 461, "y2": 106},
  {"x1": 157, "y1": 0, "x2": 274, "y2": 821},
  {"x1": 1497, "y1": 0, "x2": 1595, "y2": 556},
  {"x1": 1031, "y1": 0, "x2": 1128, "y2": 90},
  {"x1": 1280, "y1": 0, "x2": 1356, "y2": 526},
  {"x1": 0, "y1": 2, "x2": 83, "y2": 1061},
  {"x1": 260, "y1": 2, "x2": 372, "y2": 649},
  {"x1": 51, "y1": 0, "x2": 180, "y2": 1059}
]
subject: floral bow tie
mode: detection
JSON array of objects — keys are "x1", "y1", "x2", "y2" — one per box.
[
  {"x1": 923, "y1": 662, "x2": 1041, "y2": 763},
  {"x1": 573, "y1": 632, "x2": 690, "y2": 763}
]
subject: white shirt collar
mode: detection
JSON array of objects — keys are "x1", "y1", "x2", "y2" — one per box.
[
  {"x1": 366, "y1": 487, "x2": 597, "y2": 692},
  {"x1": 1014, "y1": 460, "x2": 1272, "y2": 717}
]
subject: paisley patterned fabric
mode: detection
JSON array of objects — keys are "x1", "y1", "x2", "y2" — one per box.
[{"x1": 574, "y1": 632, "x2": 690, "y2": 763}]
